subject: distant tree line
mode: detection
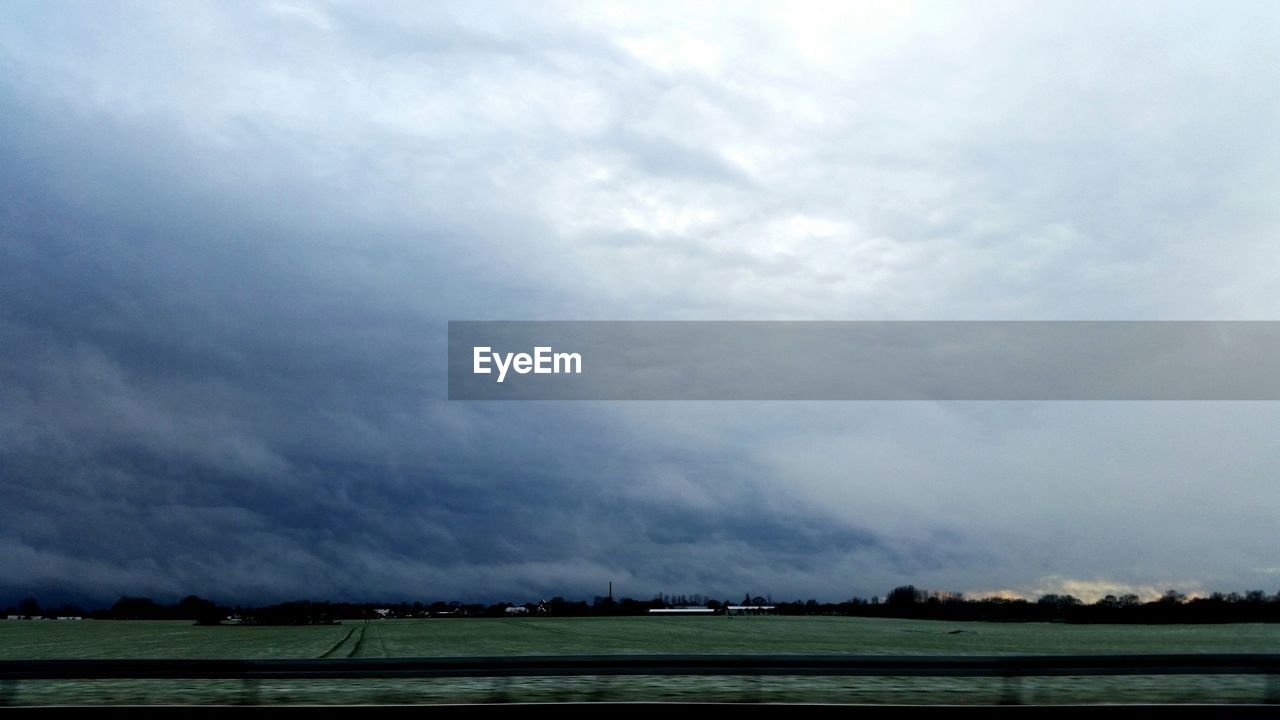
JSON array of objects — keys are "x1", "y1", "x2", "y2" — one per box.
[
  {"x1": 6, "y1": 586, "x2": 1280, "y2": 624},
  {"x1": 837, "y1": 585, "x2": 1280, "y2": 624}
]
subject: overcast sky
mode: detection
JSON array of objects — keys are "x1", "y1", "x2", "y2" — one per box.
[{"x1": 2, "y1": 1, "x2": 1279, "y2": 607}]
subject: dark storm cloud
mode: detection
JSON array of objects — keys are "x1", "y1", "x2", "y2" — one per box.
[
  {"x1": 0, "y1": 83, "x2": 901, "y2": 604},
  {"x1": 2, "y1": 2, "x2": 1279, "y2": 607}
]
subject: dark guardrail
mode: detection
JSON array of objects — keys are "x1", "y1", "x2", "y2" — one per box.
[{"x1": 2, "y1": 654, "x2": 1279, "y2": 680}]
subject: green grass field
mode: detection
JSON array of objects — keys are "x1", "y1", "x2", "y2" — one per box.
[
  {"x1": 2, "y1": 615, "x2": 1276, "y2": 659},
  {"x1": 1, "y1": 617, "x2": 1277, "y2": 705}
]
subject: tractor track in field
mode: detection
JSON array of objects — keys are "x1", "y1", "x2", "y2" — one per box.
[
  {"x1": 315, "y1": 620, "x2": 381, "y2": 659},
  {"x1": 349, "y1": 622, "x2": 372, "y2": 658},
  {"x1": 318, "y1": 626, "x2": 358, "y2": 659}
]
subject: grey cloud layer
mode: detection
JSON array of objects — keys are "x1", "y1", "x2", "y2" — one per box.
[{"x1": 2, "y1": 1, "x2": 1279, "y2": 605}]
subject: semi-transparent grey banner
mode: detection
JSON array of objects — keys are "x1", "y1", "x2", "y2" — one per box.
[{"x1": 447, "y1": 321, "x2": 1280, "y2": 400}]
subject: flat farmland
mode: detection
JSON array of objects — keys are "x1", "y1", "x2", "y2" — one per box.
[
  {"x1": 2, "y1": 618, "x2": 1277, "y2": 706},
  {"x1": 1, "y1": 616, "x2": 1276, "y2": 659}
]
